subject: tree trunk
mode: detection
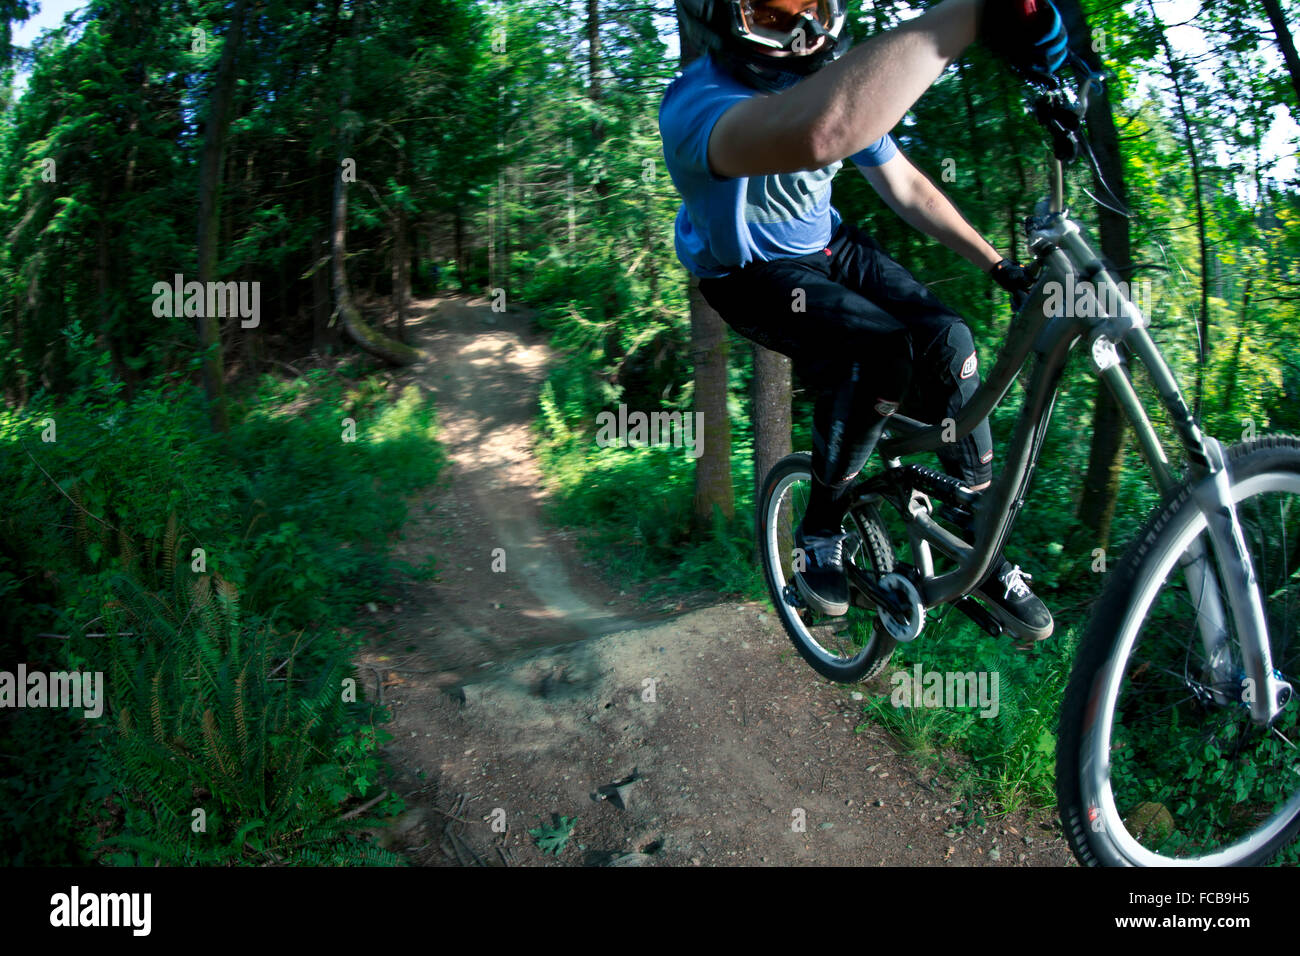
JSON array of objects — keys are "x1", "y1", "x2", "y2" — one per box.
[
  {"x1": 195, "y1": 0, "x2": 246, "y2": 433},
  {"x1": 587, "y1": 0, "x2": 607, "y2": 198},
  {"x1": 488, "y1": 160, "x2": 497, "y2": 293},
  {"x1": 1076, "y1": 383, "x2": 1127, "y2": 549},
  {"x1": 454, "y1": 207, "x2": 468, "y2": 292},
  {"x1": 1260, "y1": 0, "x2": 1300, "y2": 112},
  {"x1": 752, "y1": 344, "x2": 792, "y2": 504},
  {"x1": 95, "y1": 191, "x2": 131, "y2": 395},
  {"x1": 312, "y1": 233, "x2": 333, "y2": 352},
  {"x1": 1220, "y1": 276, "x2": 1252, "y2": 422},
  {"x1": 392, "y1": 203, "x2": 409, "y2": 343},
  {"x1": 587, "y1": 0, "x2": 601, "y2": 103},
  {"x1": 330, "y1": 1, "x2": 418, "y2": 366},
  {"x1": 1147, "y1": 0, "x2": 1210, "y2": 421},
  {"x1": 957, "y1": 57, "x2": 991, "y2": 308},
  {"x1": 1057, "y1": 0, "x2": 1135, "y2": 553},
  {"x1": 332, "y1": 180, "x2": 417, "y2": 365},
  {"x1": 678, "y1": 14, "x2": 733, "y2": 531},
  {"x1": 690, "y1": 274, "x2": 734, "y2": 529}
]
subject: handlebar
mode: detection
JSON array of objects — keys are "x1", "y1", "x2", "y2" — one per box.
[{"x1": 1027, "y1": 52, "x2": 1126, "y2": 218}]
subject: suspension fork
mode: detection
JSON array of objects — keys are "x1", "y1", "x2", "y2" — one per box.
[
  {"x1": 1191, "y1": 437, "x2": 1292, "y2": 724},
  {"x1": 1106, "y1": 327, "x2": 1292, "y2": 725},
  {"x1": 1092, "y1": 336, "x2": 1233, "y2": 706},
  {"x1": 1044, "y1": 206, "x2": 1290, "y2": 725}
]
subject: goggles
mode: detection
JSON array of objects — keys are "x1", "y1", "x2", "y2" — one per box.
[{"x1": 729, "y1": 0, "x2": 845, "y2": 52}]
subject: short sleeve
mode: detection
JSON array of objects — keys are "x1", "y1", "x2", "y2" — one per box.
[
  {"x1": 659, "y1": 66, "x2": 751, "y2": 183},
  {"x1": 848, "y1": 133, "x2": 899, "y2": 169}
]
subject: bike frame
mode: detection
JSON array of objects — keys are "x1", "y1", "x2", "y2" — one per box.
[{"x1": 851, "y1": 146, "x2": 1291, "y2": 726}]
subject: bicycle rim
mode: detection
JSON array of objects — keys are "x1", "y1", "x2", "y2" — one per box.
[
  {"x1": 1083, "y1": 470, "x2": 1300, "y2": 865},
  {"x1": 761, "y1": 457, "x2": 893, "y2": 680}
]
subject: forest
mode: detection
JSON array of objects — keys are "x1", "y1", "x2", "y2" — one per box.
[{"x1": 0, "y1": 0, "x2": 1298, "y2": 866}]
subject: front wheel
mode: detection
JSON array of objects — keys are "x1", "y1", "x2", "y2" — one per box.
[
  {"x1": 757, "y1": 452, "x2": 897, "y2": 683},
  {"x1": 1058, "y1": 435, "x2": 1300, "y2": 866}
]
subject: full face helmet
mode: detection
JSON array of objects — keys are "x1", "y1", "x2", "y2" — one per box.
[{"x1": 676, "y1": 0, "x2": 850, "y2": 92}]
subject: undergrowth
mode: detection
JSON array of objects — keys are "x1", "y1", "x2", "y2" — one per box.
[
  {"x1": 857, "y1": 611, "x2": 1079, "y2": 817},
  {"x1": 0, "y1": 349, "x2": 442, "y2": 864},
  {"x1": 536, "y1": 380, "x2": 764, "y2": 602}
]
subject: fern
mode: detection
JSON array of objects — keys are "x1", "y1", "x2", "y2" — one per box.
[
  {"x1": 162, "y1": 511, "x2": 178, "y2": 578},
  {"x1": 98, "y1": 566, "x2": 392, "y2": 866},
  {"x1": 149, "y1": 670, "x2": 164, "y2": 745},
  {"x1": 234, "y1": 664, "x2": 249, "y2": 764},
  {"x1": 216, "y1": 575, "x2": 240, "y2": 646},
  {"x1": 201, "y1": 708, "x2": 237, "y2": 788},
  {"x1": 117, "y1": 526, "x2": 136, "y2": 571},
  {"x1": 2, "y1": 370, "x2": 441, "y2": 865}
]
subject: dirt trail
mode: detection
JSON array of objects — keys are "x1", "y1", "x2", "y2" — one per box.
[
  {"x1": 356, "y1": 293, "x2": 1075, "y2": 867},
  {"x1": 363, "y1": 294, "x2": 655, "y2": 678}
]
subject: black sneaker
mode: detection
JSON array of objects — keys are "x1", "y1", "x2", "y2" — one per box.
[
  {"x1": 793, "y1": 524, "x2": 850, "y2": 617},
  {"x1": 973, "y1": 560, "x2": 1054, "y2": 643}
]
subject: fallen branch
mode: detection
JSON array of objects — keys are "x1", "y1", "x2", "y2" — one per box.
[
  {"x1": 37, "y1": 632, "x2": 134, "y2": 640},
  {"x1": 25, "y1": 447, "x2": 119, "y2": 532},
  {"x1": 342, "y1": 788, "x2": 390, "y2": 821}
]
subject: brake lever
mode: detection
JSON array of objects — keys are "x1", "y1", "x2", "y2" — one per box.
[{"x1": 1031, "y1": 95, "x2": 1084, "y2": 163}]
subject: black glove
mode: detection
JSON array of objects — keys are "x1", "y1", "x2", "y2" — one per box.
[
  {"x1": 989, "y1": 258, "x2": 1032, "y2": 312},
  {"x1": 981, "y1": 0, "x2": 1069, "y2": 87}
]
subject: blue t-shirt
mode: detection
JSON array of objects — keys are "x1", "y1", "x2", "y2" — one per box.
[{"x1": 659, "y1": 52, "x2": 898, "y2": 278}]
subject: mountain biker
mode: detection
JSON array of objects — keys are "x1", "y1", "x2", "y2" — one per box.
[{"x1": 661, "y1": 0, "x2": 1067, "y2": 642}]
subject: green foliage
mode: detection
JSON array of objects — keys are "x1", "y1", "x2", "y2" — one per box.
[
  {"x1": 2, "y1": 0, "x2": 1298, "y2": 864},
  {"x1": 100, "y1": 561, "x2": 402, "y2": 865},
  {"x1": 226, "y1": 375, "x2": 444, "y2": 622},
  {"x1": 0, "y1": 365, "x2": 441, "y2": 864},
  {"x1": 536, "y1": 395, "x2": 763, "y2": 600},
  {"x1": 859, "y1": 614, "x2": 1080, "y2": 814},
  {"x1": 0, "y1": 707, "x2": 108, "y2": 865},
  {"x1": 529, "y1": 814, "x2": 576, "y2": 857}
]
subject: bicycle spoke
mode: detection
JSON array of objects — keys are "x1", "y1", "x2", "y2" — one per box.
[
  {"x1": 759, "y1": 457, "x2": 897, "y2": 682},
  {"x1": 1099, "y1": 481, "x2": 1300, "y2": 861}
]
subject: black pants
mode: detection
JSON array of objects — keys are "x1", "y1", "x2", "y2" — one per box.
[{"x1": 700, "y1": 220, "x2": 993, "y2": 530}]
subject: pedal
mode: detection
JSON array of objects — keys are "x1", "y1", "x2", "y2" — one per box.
[
  {"x1": 968, "y1": 587, "x2": 1055, "y2": 644},
  {"x1": 953, "y1": 596, "x2": 1003, "y2": 638}
]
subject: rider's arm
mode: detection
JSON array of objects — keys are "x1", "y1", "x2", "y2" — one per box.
[
  {"x1": 708, "y1": 0, "x2": 983, "y2": 178},
  {"x1": 859, "y1": 151, "x2": 1002, "y2": 271}
]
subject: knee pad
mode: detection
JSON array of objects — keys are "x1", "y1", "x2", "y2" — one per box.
[
  {"x1": 922, "y1": 320, "x2": 979, "y2": 394},
  {"x1": 923, "y1": 322, "x2": 993, "y2": 488}
]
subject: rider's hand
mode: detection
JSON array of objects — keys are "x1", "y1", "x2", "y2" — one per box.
[
  {"x1": 980, "y1": 0, "x2": 1069, "y2": 87},
  {"x1": 989, "y1": 258, "x2": 1033, "y2": 311}
]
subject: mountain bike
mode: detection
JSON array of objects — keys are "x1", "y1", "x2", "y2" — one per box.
[{"x1": 756, "y1": 62, "x2": 1300, "y2": 867}]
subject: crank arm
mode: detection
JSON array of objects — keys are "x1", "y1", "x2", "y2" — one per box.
[{"x1": 845, "y1": 563, "x2": 912, "y2": 620}]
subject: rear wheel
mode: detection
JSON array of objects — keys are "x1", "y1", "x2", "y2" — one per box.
[{"x1": 757, "y1": 452, "x2": 897, "y2": 683}]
